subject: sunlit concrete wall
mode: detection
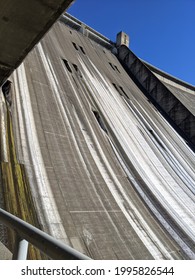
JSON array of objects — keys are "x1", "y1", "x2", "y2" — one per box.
[{"x1": 2, "y1": 19, "x2": 194, "y2": 259}]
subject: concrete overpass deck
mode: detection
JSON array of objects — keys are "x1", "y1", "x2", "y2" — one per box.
[{"x1": 0, "y1": 0, "x2": 73, "y2": 85}]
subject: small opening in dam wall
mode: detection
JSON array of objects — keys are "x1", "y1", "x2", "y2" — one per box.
[
  {"x1": 72, "y1": 42, "x2": 79, "y2": 50},
  {"x1": 119, "y1": 86, "x2": 129, "y2": 99},
  {"x1": 79, "y1": 46, "x2": 86, "y2": 55},
  {"x1": 112, "y1": 83, "x2": 121, "y2": 95},
  {"x1": 92, "y1": 111, "x2": 107, "y2": 133},
  {"x1": 112, "y1": 83, "x2": 129, "y2": 99},
  {"x1": 62, "y1": 59, "x2": 72, "y2": 73},
  {"x1": 109, "y1": 62, "x2": 120, "y2": 73},
  {"x1": 72, "y1": 42, "x2": 86, "y2": 55},
  {"x1": 73, "y1": 64, "x2": 78, "y2": 72},
  {"x1": 114, "y1": 65, "x2": 120, "y2": 73},
  {"x1": 109, "y1": 62, "x2": 115, "y2": 71}
]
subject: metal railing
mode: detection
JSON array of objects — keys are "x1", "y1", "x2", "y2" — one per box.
[
  {"x1": 0, "y1": 208, "x2": 91, "y2": 260},
  {"x1": 60, "y1": 13, "x2": 115, "y2": 50}
]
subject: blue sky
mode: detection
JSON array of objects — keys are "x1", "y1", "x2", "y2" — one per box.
[{"x1": 68, "y1": 0, "x2": 195, "y2": 86}]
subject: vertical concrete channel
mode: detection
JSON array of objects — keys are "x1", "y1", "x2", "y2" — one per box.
[{"x1": 0, "y1": 95, "x2": 43, "y2": 259}]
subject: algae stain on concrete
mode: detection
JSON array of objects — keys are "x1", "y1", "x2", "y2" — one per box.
[{"x1": 0, "y1": 109, "x2": 43, "y2": 259}]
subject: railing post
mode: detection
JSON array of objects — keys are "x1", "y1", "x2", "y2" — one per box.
[
  {"x1": 0, "y1": 208, "x2": 90, "y2": 260},
  {"x1": 12, "y1": 235, "x2": 29, "y2": 260}
]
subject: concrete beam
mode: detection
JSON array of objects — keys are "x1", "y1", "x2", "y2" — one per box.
[{"x1": 0, "y1": 0, "x2": 74, "y2": 85}]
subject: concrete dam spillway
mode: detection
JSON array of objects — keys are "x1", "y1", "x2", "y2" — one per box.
[{"x1": 1, "y1": 13, "x2": 195, "y2": 259}]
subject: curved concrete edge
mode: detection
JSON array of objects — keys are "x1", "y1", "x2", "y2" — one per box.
[{"x1": 0, "y1": 0, "x2": 74, "y2": 85}]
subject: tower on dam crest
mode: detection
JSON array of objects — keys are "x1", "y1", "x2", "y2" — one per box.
[{"x1": 116, "y1": 31, "x2": 130, "y2": 48}]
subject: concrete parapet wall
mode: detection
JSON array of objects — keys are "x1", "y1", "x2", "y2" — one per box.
[{"x1": 117, "y1": 45, "x2": 195, "y2": 150}]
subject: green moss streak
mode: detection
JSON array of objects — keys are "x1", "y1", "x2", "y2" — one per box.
[{"x1": 0, "y1": 110, "x2": 44, "y2": 259}]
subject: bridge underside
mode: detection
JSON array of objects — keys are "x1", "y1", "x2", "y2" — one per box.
[{"x1": 0, "y1": 0, "x2": 73, "y2": 85}]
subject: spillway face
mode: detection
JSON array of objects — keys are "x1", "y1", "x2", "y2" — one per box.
[{"x1": 8, "y1": 20, "x2": 195, "y2": 259}]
